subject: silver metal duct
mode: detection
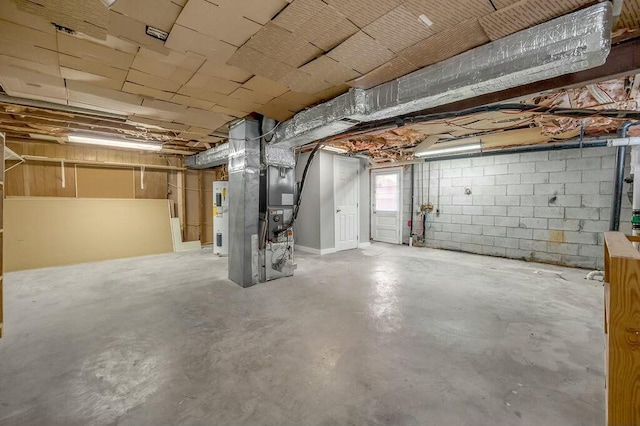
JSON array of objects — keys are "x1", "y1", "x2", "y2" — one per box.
[
  {"x1": 272, "y1": 2, "x2": 612, "y2": 146},
  {"x1": 187, "y1": 2, "x2": 612, "y2": 166},
  {"x1": 228, "y1": 119, "x2": 261, "y2": 288},
  {"x1": 273, "y1": 89, "x2": 366, "y2": 148},
  {"x1": 360, "y1": 2, "x2": 612, "y2": 122},
  {"x1": 185, "y1": 142, "x2": 229, "y2": 169}
]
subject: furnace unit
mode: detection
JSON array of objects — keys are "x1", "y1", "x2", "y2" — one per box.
[{"x1": 213, "y1": 181, "x2": 229, "y2": 256}]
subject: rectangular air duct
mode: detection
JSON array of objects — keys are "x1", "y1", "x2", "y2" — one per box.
[
  {"x1": 187, "y1": 3, "x2": 612, "y2": 166},
  {"x1": 185, "y1": 142, "x2": 229, "y2": 169},
  {"x1": 273, "y1": 2, "x2": 612, "y2": 146}
]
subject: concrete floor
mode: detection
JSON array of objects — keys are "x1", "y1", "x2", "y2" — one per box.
[{"x1": 0, "y1": 244, "x2": 605, "y2": 426}]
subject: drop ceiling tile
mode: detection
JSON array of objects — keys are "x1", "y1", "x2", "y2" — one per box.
[
  {"x1": 277, "y1": 91, "x2": 321, "y2": 107},
  {"x1": 171, "y1": 94, "x2": 216, "y2": 110},
  {"x1": 315, "y1": 83, "x2": 351, "y2": 101},
  {"x1": 243, "y1": 23, "x2": 323, "y2": 68},
  {"x1": 138, "y1": 99, "x2": 188, "y2": 121},
  {"x1": 398, "y1": 18, "x2": 489, "y2": 68},
  {"x1": 299, "y1": 55, "x2": 360, "y2": 86},
  {"x1": 59, "y1": 54, "x2": 128, "y2": 81},
  {"x1": 66, "y1": 80, "x2": 145, "y2": 115},
  {"x1": 0, "y1": 0, "x2": 54, "y2": 33},
  {"x1": 165, "y1": 24, "x2": 238, "y2": 64},
  {"x1": 617, "y1": 0, "x2": 640, "y2": 31},
  {"x1": 273, "y1": 0, "x2": 327, "y2": 32},
  {"x1": 177, "y1": 85, "x2": 225, "y2": 104},
  {"x1": 130, "y1": 54, "x2": 199, "y2": 85},
  {"x1": 0, "y1": 64, "x2": 67, "y2": 103},
  {"x1": 256, "y1": 104, "x2": 296, "y2": 121},
  {"x1": 0, "y1": 20, "x2": 57, "y2": 50},
  {"x1": 241, "y1": 76, "x2": 290, "y2": 98},
  {"x1": 278, "y1": 69, "x2": 333, "y2": 94},
  {"x1": 57, "y1": 32, "x2": 134, "y2": 70},
  {"x1": 61, "y1": 68, "x2": 124, "y2": 90},
  {"x1": 122, "y1": 82, "x2": 175, "y2": 101},
  {"x1": 404, "y1": 0, "x2": 494, "y2": 33},
  {"x1": 349, "y1": 56, "x2": 417, "y2": 89},
  {"x1": 215, "y1": 97, "x2": 263, "y2": 115},
  {"x1": 479, "y1": 0, "x2": 592, "y2": 40},
  {"x1": 268, "y1": 96, "x2": 306, "y2": 112},
  {"x1": 309, "y1": 17, "x2": 359, "y2": 52},
  {"x1": 229, "y1": 87, "x2": 275, "y2": 105},
  {"x1": 324, "y1": 0, "x2": 403, "y2": 28},
  {"x1": 111, "y1": 0, "x2": 182, "y2": 32},
  {"x1": 107, "y1": 10, "x2": 171, "y2": 54},
  {"x1": 212, "y1": 0, "x2": 289, "y2": 25},
  {"x1": 0, "y1": 37, "x2": 58, "y2": 67},
  {"x1": 174, "y1": 0, "x2": 262, "y2": 47},
  {"x1": 209, "y1": 105, "x2": 247, "y2": 118},
  {"x1": 227, "y1": 45, "x2": 295, "y2": 81},
  {"x1": 126, "y1": 69, "x2": 182, "y2": 93},
  {"x1": 14, "y1": 0, "x2": 108, "y2": 39},
  {"x1": 362, "y1": 5, "x2": 435, "y2": 53},
  {"x1": 326, "y1": 31, "x2": 394, "y2": 75},
  {"x1": 175, "y1": 107, "x2": 233, "y2": 128},
  {"x1": 0, "y1": 54, "x2": 60, "y2": 77},
  {"x1": 185, "y1": 72, "x2": 242, "y2": 96},
  {"x1": 198, "y1": 62, "x2": 253, "y2": 83}
]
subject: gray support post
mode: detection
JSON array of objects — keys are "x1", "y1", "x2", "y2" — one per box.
[{"x1": 228, "y1": 119, "x2": 261, "y2": 288}]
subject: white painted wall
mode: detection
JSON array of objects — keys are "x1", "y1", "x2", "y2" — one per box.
[{"x1": 294, "y1": 151, "x2": 370, "y2": 253}]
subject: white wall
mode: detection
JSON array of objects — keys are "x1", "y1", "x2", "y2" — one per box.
[
  {"x1": 295, "y1": 151, "x2": 370, "y2": 253},
  {"x1": 294, "y1": 151, "x2": 321, "y2": 250}
]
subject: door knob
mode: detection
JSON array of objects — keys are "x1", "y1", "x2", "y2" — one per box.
[{"x1": 337, "y1": 209, "x2": 342, "y2": 213}]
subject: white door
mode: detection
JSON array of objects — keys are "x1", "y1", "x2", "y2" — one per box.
[
  {"x1": 372, "y1": 168, "x2": 402, "y2": 244},
  {"x1": 334, "y1": 156, "x2": 359, "y2": 252}
]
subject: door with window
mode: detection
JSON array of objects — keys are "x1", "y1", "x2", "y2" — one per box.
[
  {"x1": 334, "y1": 156, "x2": 359, "y2": 252},
  {"x1": 371, "y1": 168, "x2": 402, "y2": 244}
]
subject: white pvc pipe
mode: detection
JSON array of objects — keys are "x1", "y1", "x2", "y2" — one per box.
[{"x1": 607, "y1": 137, "x2": 640, "y2": 147}]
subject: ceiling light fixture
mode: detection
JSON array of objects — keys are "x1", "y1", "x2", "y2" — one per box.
[
  {"x1": 415, "y1": 142, "x2": 482, "y2": 158},
  {"x1": 68, "y1": 135, "x2": 163, "y2": 151},
  {"x1": 418, "y1": 14, "x2": 433, "y2": 27},
  {"x1": 322, "y1": 145, "x2": 348, "y2": 154}
]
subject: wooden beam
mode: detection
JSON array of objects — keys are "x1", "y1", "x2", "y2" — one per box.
[{"x1": 21, "y1": 155, "x2": 186, "y2": 171}]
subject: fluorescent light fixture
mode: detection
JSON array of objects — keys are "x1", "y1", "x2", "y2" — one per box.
[
  {"x1": 415, "y1": 143, "x2": 482, "y2": 158},
  {"x1": 68, "y1": 135, "x2": 163, "y2": 151},
  {"x1": 322, "y1": 145, "x2": 348, "y2": 154}
]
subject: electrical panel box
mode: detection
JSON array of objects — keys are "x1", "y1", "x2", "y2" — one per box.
[{"x1": 213, "y1": 181, "x2": 229, "y2": 256}]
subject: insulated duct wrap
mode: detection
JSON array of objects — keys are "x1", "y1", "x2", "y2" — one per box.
[
  {"x1": 362, "y1": 2, "x2": 612, "y2": 121},
  {"x1": 273, "y1": 2, "x2": 612, "y2": 146},
  {"x1": 187, "y1": 3, "x2": 613, "y2": 166},
  {"x1": 274, "y1": 90, "x2": 366, "y2": 148},
  {"x1": 185, "y1": 142, "x2": 229, "y2": 169},
  {"x1": 265, "y1": 145, "x2": 295, "y2": 168}
]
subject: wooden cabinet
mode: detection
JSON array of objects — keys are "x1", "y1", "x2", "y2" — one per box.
[{"x1": 603, "y1": 232, "x2": 640, "y2": 425}]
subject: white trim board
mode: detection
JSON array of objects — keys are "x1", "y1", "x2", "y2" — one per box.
[
  {"x1": 297, "y1": 245, "x2": 371, "y2": 255},
  {"x1": 295, "y1": 246, "x2": 338, "y2": 256}
]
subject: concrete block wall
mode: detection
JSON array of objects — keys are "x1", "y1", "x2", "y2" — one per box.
[{"x1": 402, "y1": 147, "x2": 632, "y2": 269}]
